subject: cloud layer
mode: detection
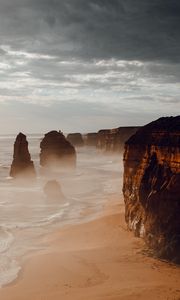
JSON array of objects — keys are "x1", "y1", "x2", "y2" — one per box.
[{"x1": 0, "y1": 0, "x2": 179, "y2": 133}]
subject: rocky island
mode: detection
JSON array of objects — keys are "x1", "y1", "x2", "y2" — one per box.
[
  {"x1": 44, "y1": 180, "x2": 65, "y2": 201},
  {"x1": 10, "y1": 132, "x2": 36, "y2": 178},
  {"x1": 40, "y1": 130, "x2": 76, "y2": 168}
]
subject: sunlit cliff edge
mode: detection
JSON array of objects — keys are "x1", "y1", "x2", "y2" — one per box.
[{"x1": 123, "y1": 116, "x2": 180, "y2": 262}]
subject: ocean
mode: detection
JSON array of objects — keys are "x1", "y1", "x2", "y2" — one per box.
[{"x1": 0, "y1": 134, "x2": 123, "y2": 287}]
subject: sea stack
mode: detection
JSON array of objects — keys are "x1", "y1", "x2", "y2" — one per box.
[
  {"x1": 40, "y1": 130, "x2": 76, "y2": 168},
  {"x1": 44, "y1": 180, "x2": 65, "y2": 201},
  {"x1": 67, "y1": 133, "x2": 84, "y2": 147},
  {"x1": 123, "y1": 116, "x2": 180, "y2": 262},
  {"x1": 10, "y1": 132, "x2": 36, "y2": 178}
]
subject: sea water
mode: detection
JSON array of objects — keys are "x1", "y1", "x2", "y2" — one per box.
[{"x1": 0, "y1": 134, "x2": 123, "y2": 287}]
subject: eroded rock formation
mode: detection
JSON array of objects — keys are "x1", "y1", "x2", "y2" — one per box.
[
  {"x1": 67, "y1": 133, "x2": 84, "y2": 147},
  {"x1": 40, "y1": 131, "x2": 76, "y2": 168},
  {"x1": 84, "y1": 133, "x2": 98, "y2": 146},
  {"x1": 97, "y1": 127, "x2": 140, "y2": 152},
  {"x1": 44, "y1": 180, "x2": 65, "y2": 201},
  {"x1": 123, "y1": 116, "x2": 180, "y2": 262},
  {"x1": 10, "y1": 133, "x2": 36, "y2": 178}
]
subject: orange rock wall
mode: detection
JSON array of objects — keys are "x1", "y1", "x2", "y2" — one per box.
[{"x1": 123, "y1": 117, "x2": 180, "y2": 261}]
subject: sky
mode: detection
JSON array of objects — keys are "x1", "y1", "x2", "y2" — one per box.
[{"x1": 0, "y1": 0, "x2": 179, "y2": 134}]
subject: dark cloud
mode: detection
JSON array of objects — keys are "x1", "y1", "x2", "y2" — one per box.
[
  {"x1": 0, "y1": 0, "x2": 179, "y2": 62},
  {"x1": 0, "y1": 0, "x2": 179, "y2": 134}
]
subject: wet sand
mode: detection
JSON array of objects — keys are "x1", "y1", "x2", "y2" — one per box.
[{"x1": 0, "y1": 201, "x2": 180, "y2": 300}]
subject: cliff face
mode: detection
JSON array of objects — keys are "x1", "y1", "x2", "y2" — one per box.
[
  {"x1": 97, "y1": 129, "x2": 111, "y2": 150},
  {"x1": 123, "y1": 116, "x2": 180, "y2": 262},
  {"x1": 83, "y1": 127, "x2": 139, "y2": 150},
  {"x1": 84, "y1": 133, "x2": 98, "y2": 146},
  {"x1": 97, "y1": 127, "x2": 140, "y2": 152},
  {"x1": 10, "y1": 133, "x2": 36, "y2": 178},
  {"x1": 40, "y1": 131, "x2": 76, "y2": 168},
  {"x1": 67, "y1": 133, "x2": 84, "y2": 147}
]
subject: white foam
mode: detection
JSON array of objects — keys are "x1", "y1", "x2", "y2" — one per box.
[
  {"x1": 0, "y1": 228, "x2": 14, "y2": 253},
  {"x1": 0, "y1": 257, "x2": 21, "y2": 287},
  {"x1": 5, "y1": 177, "x2": 13, "y2": 180}
]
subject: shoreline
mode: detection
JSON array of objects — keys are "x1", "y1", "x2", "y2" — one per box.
[{"x1": 0, "y1": 201, "x2": 180, "y2": 300}]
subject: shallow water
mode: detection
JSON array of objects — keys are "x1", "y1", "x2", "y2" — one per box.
[{"x1": 0, "y1": 134, "x2": 123, "y2": 287}]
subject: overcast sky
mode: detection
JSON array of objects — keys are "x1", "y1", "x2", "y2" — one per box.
[{"x1": 0, "y1": 0, "x2": 179, "y2": 134}]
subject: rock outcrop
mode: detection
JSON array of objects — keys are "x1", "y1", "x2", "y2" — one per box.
[
  {"x1": 44, "y1": 180, "x2": 65, "y2": 201},
  {"x1": 83, "y1": 127, "x2": 139, "y2": 150},
  {"x1": 40, "y1": 131, "x2": 76, "y2": 168},
  {"x1": 97, "y1": 127, "x2": 140, "y2": 152},
  {"x1": 123, "y1": 116, "x2": 180, "y2": 262},
  {"x1": 84, "y1": 133, "x2": 98, "y2": 146},
  {"x1": 67, "y1": 133, "x2": 84, "y2": 147},
  {"x1": 10, "y1": 133, "x2": 36, "y2": 178}
]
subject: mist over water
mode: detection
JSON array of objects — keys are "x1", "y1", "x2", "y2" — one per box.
[{"x1": 0, "y1": 134, "x2": 123, "y2": 287}]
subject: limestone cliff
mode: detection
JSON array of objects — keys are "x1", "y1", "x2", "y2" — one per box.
[
  {"x1": 10, "y1": 133, "x2": 36, "y2": 178},
  {"x1": 123, "y1": 116, "x2": 180, "y2": 262},
  {"x1": 97, "y1": 127, "x2": 140, "y2": 152},
  {"x1": 84, "y1": 133, "x2": 98, "y2": 146},
  {"x1": 67, "y1": 133, "x2": 84, "y2": 147}
]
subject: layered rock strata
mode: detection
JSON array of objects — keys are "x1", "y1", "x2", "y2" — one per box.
[
  {"x1": 84, "y1": 133, "x2": 98, "y2": 146},
  {"x1": 40, "y1": 131, "x2": 76, "y2": 168},
  {"x1": 123, "y1": 116, "x2": 180, "y2": 262},
  {"x1": 97, "y1": 127, "x2": 140, "y2": 152},
  {"x1": 10, "y1": 133, "x2": 36, "y2": 178},
  {"x1": 67, "y1": 133, "x2": 84, "y2": 147}
]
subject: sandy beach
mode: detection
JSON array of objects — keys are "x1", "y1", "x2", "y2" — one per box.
[{"x1": 0, "y1": 200, "x2": 180, "y2": 300}]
